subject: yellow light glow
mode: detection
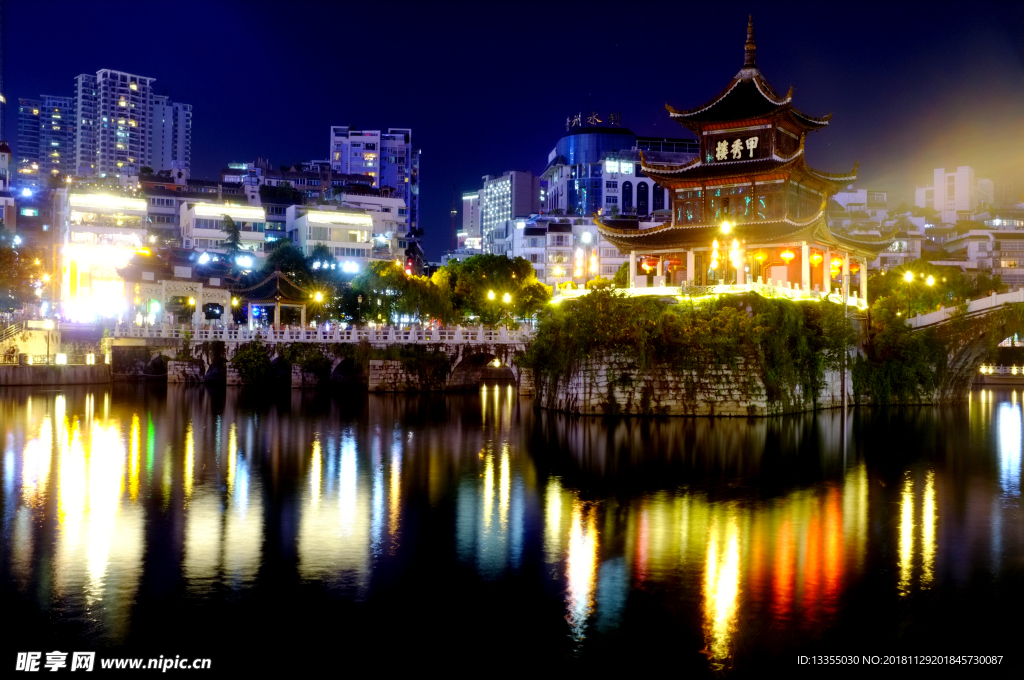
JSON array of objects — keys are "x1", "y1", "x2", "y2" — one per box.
[
  {"x1": 552, "y1": 266, "x2": 565, "y2": 277},
  {"x1": 231, "y1": 297, "x2": 239, "y2": 306},
  {"x1": 69, "y1": 193, "x2": 147, "y2": 212},
  {"x1": 810, "y1": 252, "x2": 823, "y2": 266},
  {"x1": 721, "y1": 221, "x2": 732, "y2": 234},
  {"x1": 503, "y1": 292, "x2": 511, "y2": 303},
  {"x1": 904, "y1": 271, "x2": 914, "y2": 283},
  {"x1": 314, "y1": 292, "x2": 323, "y2": 302},
  {"x1": 926, "y1": 275, "x2": 935, "y2": 286},
  {"x1": 898, "y1": 475, "x2": 914, "y2": 596},
  {"x1": 488, "y1": 290, "x2": 495, "y2": 300},
  {"x1": 780, "y1": 250, "x2": 794, "y2": 263},
  {"x1": 304, "y1": 210, "x2": 373, "y2": 227},
  {"x1": 192, "y1": 203, "x2": 267, "y2": 221},
  {"x1": 187, "y1": 297, "x2": 196, "y2": 306},
  {"x1": 921, "y1": 471, "x2": 935, "y2": 588},
  {"x1": 704, "y1": 515, "x2": 740, "y2": 666}
]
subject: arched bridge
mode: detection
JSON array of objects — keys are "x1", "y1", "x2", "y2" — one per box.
[
  {"x1": 111, "y1": 324, "x2": 534, "y2": 393},
  {"x1": 903, "y1": 290, "x2": 1024, "y2": 401}
]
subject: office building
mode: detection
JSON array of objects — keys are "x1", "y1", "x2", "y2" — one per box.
[
  {"x1": 542, "y1": 125, "x2": 697, "y2": 218},
  {"x1": 479, "y1": 171, "x2": 543, "y2": 254}
]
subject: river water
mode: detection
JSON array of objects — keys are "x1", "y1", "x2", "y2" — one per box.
[{"x1": 1, "y1": 385, "x2": 1022, "y2": 674}]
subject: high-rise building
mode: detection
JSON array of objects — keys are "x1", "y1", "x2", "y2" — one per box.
[
  {"x1": 149, "y1": 95, "x2": 192, "y2": 173},
  {"x1": 15, "y1": 95, "x2": 75, "y2": 190},
  {"x1": 328, "y1": 126, "x2": 420, "y2": 233},
  {"x1": 0, "y1": 0, "x2": 6, "y2": 142},
  {"x1": 71, "y1": 69, "x2": 191, "y2": 177}
]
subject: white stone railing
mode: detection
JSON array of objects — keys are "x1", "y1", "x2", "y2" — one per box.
[
  {"x1": 553, "y1": 279, "x2": 866, "y2": 308},
  {"x1": 111, "y1": 324, "x2": 532, "y2": 345},
  {"x1": 906, "y1": 289, "x2": 1024, "y2": 329}
]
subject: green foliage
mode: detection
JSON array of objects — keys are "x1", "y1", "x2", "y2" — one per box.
[
  {"x1": 430, "y1": 254, "x2": 551, "y2": 325},
  {"x1": 221, "y1": 215, "x2": 242, "y2": 256},
  {"x1": 867, "y1": 258, "x2": 1005, "y2": 312},
  {"x1": 230, "y1": 339, "x2": 272, "y2": 385},
  {"x1": 524, "y1": 290, "x2": 854, "y2": 412},
  {"x1": 262, "y1": 242, "x2": 309, "y2": 282},
  {"x1": 259, "y1": 183, "x2": 304, "y2": 204},
  {"x1": 0, "y1": 227, "x2": 42, "y2": 312},
  {"x1": 353, "y1": 259, "x2": 455, "y2": 325},
  {"x1": 586, "y1": 276, "x2": 612, "y2": 290},
  {"x1": 612, "y1": 261, "x2": 630, "y2": 288}
]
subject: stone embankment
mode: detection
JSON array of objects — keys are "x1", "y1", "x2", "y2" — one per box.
[{"x1": 537, "y1": 355, "x2": 853, "y2": 416}]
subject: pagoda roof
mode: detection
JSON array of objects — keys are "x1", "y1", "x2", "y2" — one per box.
[
  {"x1": 666, "y1": 17, "x2": 830, "y2": 133},
  {"x1": 595, "y1": 207, "x2": 891, "y2": 259},
  {"x1": 231, "y1": 271, "x2": 309, "y2": 304},
  {"x1": 640, "y1": 145, "x2": 857, "y2": 195}
]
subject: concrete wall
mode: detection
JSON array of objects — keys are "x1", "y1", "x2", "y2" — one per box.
[
  {"x1": 0, "y1": 365, "x2": 111, "y2": 386},
  {"x1": 536, "y1": 355, "x2": 853, "y2": 416},
  {"x1": 1, "y1": 329, "x2": 60, "y2": 356}
]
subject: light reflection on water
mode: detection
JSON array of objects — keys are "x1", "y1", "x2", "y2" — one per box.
[{"x1": 0, "y1": 384, "x2": 1022, "y2": 670}]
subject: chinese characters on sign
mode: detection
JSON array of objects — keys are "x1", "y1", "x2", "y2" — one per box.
[
  {"x1": 16, "y1": 651, "x2": 95, "y2": 672},
  {"x1": 714, "y1": 136, "x2": 759, "y2": 161},
  {"x1": 566, "y1": 112, "x2": 623, "y2": 130}
]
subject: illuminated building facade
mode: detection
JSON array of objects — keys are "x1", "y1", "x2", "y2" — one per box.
[
  {"x1": 285, "y1": 206, "x2": 373, "y2": 273},
  {"x1": 16, "y1": 95, "x2": 75, "y2": 190},
  {"x1": 73, "y1": 69, "x2": 192, "y2": 177},
  {"x1": 542, "y1": 127, "x2": 696, "y2": 218},
  {"x1": 596, "y1": 18, "x2": 889, "y2": 297},
  {"x1": 52, "y1": 190, "x2": 150, "y2": 320},
  {"x1": 0, "y1": 142, "x2": 15, "y2": 228},
  {"x1": 180, "y1": 202, "x2": 267, "y2": 256},
  {"x1": 328, "y1": 126, "x2": 420, "y2": 233},
  {"x1": 489, "y1": 215, "x2": 627, "y2": 286},
  {"x1": 479, "y1": 171, "x2": 543, "y2": 254},
  {"x1": 460, "y1": 191, "x2": 481, "y2": 250}
]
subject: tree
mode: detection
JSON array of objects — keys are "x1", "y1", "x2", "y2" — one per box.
[
  {"x1": 430, "y1": 254, "x2": 551, "y2": 325},
  {"x1": 612, "y1": 261, "x2": 631, "y2": 287},
  {"x1": 222, "y1": 215, "x2": 242, "y2": 257},
  {"x1": 0, "y1": 226, "x2": 39, "y2": 312},
  {"x1": 261, "y1": 241, "x2": 309, "y2": 283}
]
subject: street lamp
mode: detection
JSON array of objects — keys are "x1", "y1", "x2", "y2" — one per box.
[
  {"x1": 487, "y1": 290, "x2": 495, "y2": 300},
  {"x1": 903, "y1": 270, "x2": 914, "y2": 283}
]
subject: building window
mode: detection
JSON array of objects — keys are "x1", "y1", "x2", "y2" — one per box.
[
  {"x1": 622, "y1": 181, "x2": 633, "y2": 210},
  {"x1": 605, "y1": 181, "x2": 618, "y2": 190},
  {"x1": 637, "y1": 182, "x2": 649, "y2": 215},
  {"x1": 605, "y1": 196, "x2": 618, "y2": 204}
]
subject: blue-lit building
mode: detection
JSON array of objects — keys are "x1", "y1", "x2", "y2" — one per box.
[{"x1": 541, "y1": 125, "x2": 696, "y2": 217}]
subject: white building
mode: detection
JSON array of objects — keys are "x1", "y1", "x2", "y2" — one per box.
[
  {"x1": 479, "y1": 171, "x2": 542, "y2": 254},
  {"x1": 489, "y1": 215, "x2": 627, "y2": 287},
  {"x1": 285, "y1": 205, "x2": 373, "y2": 273},
  {"x1": 52, "y1": 189, "x2": 150, "y2": 320},
  {"x1": 915, "y1": 166, "x2": 994, "y2": 224},
  {"x1": 149, "y1": 96, "x2": 192, "y2": 173},
  {"x1": 460, "y1": 191, "x2": 481, "y2": 249},
  {"x1": 833, "y1": 188, "x2": 888, "y2": 224},
  {"x1": 180, "y1": 201, "x2": 267, "y2": 256}
]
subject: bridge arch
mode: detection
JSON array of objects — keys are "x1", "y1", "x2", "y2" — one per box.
[{"x1": 447, "y1": 351, "x2": 520, "y2": 390}]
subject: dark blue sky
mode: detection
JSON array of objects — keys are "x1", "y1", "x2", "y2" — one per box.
[{"x1": 7, "y1": 1, "x2": 1024, "y2": 258}]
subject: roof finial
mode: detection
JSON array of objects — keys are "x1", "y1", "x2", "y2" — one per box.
[{"x1": 744, "y1": 15, "x2": 757, "y2": 68}]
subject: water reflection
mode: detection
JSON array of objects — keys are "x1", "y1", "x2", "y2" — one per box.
[{"x1": 1, "y1": 385, "x2": 1023, "y2": 668}]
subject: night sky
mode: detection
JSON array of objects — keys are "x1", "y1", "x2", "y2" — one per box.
[{"x1": 6, "y1": 1, "x2": 1024, "y2": 259}]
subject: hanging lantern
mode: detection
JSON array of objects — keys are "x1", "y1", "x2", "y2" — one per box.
[
  {"x1": 754, "y1": 251, "x2": 766, "y2": 262},
  {"x1": 780, "y1": 249, "x2": 795, "y2": 263},
  {"x1": 850, "y1": 262, "x2": 861, "y2": 274},
  {"x1": 831, "y1": 256, "x2": 843, "y2": 269},
  {"x1": 809, "y1": 252, "x2": 823, "y2": 266}
]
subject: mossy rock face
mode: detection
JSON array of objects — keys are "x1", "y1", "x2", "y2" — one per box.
[
  {"x1": 205, "y1": 357, "x2": 227, "y2": 383},
  {"x1": 524, "y1": 290, "x2": 856, "y2": 413},
  {"x1": 146, "y1": 354, "x2": 169, "y2": 376}
]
